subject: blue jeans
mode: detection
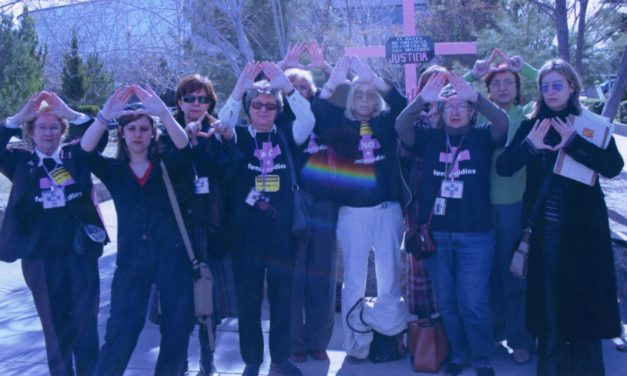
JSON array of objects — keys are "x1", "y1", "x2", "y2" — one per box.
[
  {"x1": 491, "y1": 202, "x2": 534, "y2": 350},
  {"x1": 424, "y1": 231, "x2": 495, "y2": 368}
]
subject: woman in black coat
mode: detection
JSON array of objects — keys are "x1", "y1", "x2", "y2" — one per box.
[
  {"x1": 0, "y1": 91, "x2": 107, "y2": 375},
  {"x1": 497, "y1": 59, "x2": 623, "y2": 375}
]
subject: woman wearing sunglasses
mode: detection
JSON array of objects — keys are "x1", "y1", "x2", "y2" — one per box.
[
  {"x1": 80, "y1": 85, "x2": 197, "y2": 375},
  {"x1": 168, "y1": 74, "x2": 237, "y2": 375},
  {"x1": 218, "y1": 61, "x2": 314, "y2": 376},
  {"x1": 396, "y1": 71, "x2": 509, "y2": 376},
  {"x1": 497, "y1": 59, "x2": 624, "y2": 375}
]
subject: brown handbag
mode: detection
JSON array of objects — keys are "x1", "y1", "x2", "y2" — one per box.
[
  {"x1": 407, "y1": 317, "x2": 449, "y2": 373},
  {"x1": 509, "y1": 229, "x2": 530, "y2": 279}
]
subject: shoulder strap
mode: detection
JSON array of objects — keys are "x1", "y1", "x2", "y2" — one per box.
[
  {"x1": 277, "y1": 129, "x2": 300, "y2": 191},
  {"x1": 160, "y1": 161, "x2": 198, "y2": 266}
]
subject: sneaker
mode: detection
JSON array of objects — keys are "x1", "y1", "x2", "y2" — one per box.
[
  {"x1": 269, "y1": 360, "x2": 303, "y2": 376},
  {"x1": 476, "y1": 366, "x2": 495, "y2": 376},
  {"x1": 446, "y1": 362, "x2": 465, "y2": 376},
  {"x1": 309, "y1": 350, "x2": 329, "y2": 361},
  {"x1": 344, "y1": 355, "x2": 366, "y2": 364},
  {"x1": 512, "y1": 348, "x2": 530, "y2": 364},
  {"x1": 290, "y1": 351, "x2": 307, "y2": 363},
  {"x1": 242, "y1": 364, "x2": 260, "y2": 376}
]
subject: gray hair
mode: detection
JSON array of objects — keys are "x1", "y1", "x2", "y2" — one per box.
[
  {"x1": 285, "y1": 68, "x2": 316, "y2": 97},
  {"x1": 344, "y1": 79, "x2": 386, "y2": 121},
  {"x1": 244, "y1": 80, "x2": 284, "y2": 116}
]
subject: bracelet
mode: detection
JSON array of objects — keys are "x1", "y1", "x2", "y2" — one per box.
[{"x1": 96, "y1": 111, "x2": 111, "y2": 125}]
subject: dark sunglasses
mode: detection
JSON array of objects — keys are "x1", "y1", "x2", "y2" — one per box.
[
  {"x1": 250, "y1": 102, "x2": 278, "y2": 111},
  {"x1": 540, "y1": 81, "x2": 565, "y2": 94},
  {"x1": 182, "y1": 95, "x2": 212, "y2": 104}
]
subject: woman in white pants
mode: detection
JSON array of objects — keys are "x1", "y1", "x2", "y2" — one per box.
[{"x1": 312, "y1": 57, "x2": 408, "y2": 362}]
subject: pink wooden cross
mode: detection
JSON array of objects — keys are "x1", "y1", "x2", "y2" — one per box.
[{"x1": 345, "y1": 0, "x2": 477, "y2": 94}]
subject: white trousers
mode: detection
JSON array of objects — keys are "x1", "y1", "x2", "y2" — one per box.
[{"x1": 337, "y1": 202, "x2": 407, "y2": 358}]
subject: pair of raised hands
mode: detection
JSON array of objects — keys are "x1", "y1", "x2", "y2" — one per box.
[
  {"x1": 234, "y1": 61, "x2": 293, "y2": 98},
  {"x1": 325, "y1": 56, "x2": 378, "y2": 89},
  {"x1": 185, "y1": 111, "x2": 230, "y2": 140},
  {"x1": 472, "y1": 48, "x2": 525, "y2": 79},
  {"x1": 279, "y1": 41, "x2": 327, "y2": 71},
  {"x1": 413, "y1": 71, "x2": 479, "y2": 104},
  {"x1": 100, "y1": 84, "x2": 169, "y2": 122},
  {"x1": 526, "y1": 116, "x2": 576, "y2": 152},
  {"x1": 13, "y1": 91, "x2": 80, "y2": 125}
]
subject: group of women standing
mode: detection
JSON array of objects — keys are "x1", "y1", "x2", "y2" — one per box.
[{"x1": 0, "y1": 42, "x2": 623, "y2": 376}]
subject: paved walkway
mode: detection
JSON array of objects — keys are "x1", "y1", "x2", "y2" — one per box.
[
  {"x1": 1, "y1": 201, "x2": 626, "y2": 375},
  {"x1": 1, "y1": 132, "x2": 627, "y2": 375}
]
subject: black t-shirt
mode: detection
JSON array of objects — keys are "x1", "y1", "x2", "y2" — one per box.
[
  {"x1": 298, "y1": 132, "x2": 336, "y2": 202},
  {"x1": 312, "y1": 89, "x2": 407, "y2": 207},
  {"x1": 231, "y1": 125, "x2": 299, "y2": 226},
  {"x1": 411, "y1": 125, "x2": 497, "y2": 232}
]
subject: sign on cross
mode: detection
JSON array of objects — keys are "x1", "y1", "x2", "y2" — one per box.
[{"x1": 345, "y1": 0, "x2": 477, "y2": 94}]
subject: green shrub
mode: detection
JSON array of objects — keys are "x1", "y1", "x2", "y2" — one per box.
[
  {"x1": 72, "y1": 104, "x2": 100, "y2": 116},
  {"x1": 580, "y1": 98, "x2": 605, "y2": 115},
  {"x1": 618, "y1": 101, "x2": 627, "y2": 124}
]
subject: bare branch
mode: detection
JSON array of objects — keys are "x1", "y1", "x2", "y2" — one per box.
[{"x1": 527, "y1": 0, "x2": 556, "y2": 20}]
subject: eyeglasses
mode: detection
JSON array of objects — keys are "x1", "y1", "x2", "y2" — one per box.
[
  {"x1": 250, "y1": 101, "x2": 278, "y2": 111},
  {"x1": 442, "y1": 104, "x2": 470, "y2": 113},
  {"x1": 182, "y1": 95, "x2": 212, "y2": 104},
  {"x1": 540, "y1": 81, "x2": 565, "y2": 93},
  {"x1": 354, "y1": 91, "x2": 378, "y2": 101}
]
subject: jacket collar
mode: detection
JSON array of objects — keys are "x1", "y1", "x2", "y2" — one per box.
[{"x1": 34, "y1": 147, "x2": 63, "y2": 167}]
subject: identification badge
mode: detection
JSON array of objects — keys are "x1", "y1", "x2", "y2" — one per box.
[
  {"x1": 255, "y1": 175, "x2": 280, "y2": 192},
  {"x1": 245, "y1": 187, "x2": 262, "y2": 206},
  {"x1": 194, "y1": 176, "x2": 210, "y2": 194},
  {"x1": 441, "y1": 180, "x2": 464, "y2": 199},
  {"x1": 50, "y1": 166, "x2": 74, "y2": 186},
  {"x1": 42, "y1": 189, "x2": 66, "y2": 209},
  {"x1": 434, "y1": 197, "x2": 447, "y2": 216}
]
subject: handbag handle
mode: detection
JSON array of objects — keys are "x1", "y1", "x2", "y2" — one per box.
[
  {"x1": 345, "y1": 298, "x2": 373, "y2": 334},
  {"x1": 160, "y1": 161, "x2": 199, "y2": 267}
]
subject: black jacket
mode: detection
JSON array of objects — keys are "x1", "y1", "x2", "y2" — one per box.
[
  {"x1": 496, "y1": 105, "x2": 624, "y2": 339},
  {"x1": 0, "y1": 123, "x2": 107, "y2": 262}
]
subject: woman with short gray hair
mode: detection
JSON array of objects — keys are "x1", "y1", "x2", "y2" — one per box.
[{"x1": 218, "y1": 61, "x2": 314, "y2": 376}]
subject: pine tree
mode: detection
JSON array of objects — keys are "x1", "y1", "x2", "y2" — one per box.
[
  {"x1": 0, "y1": 7, "x2": 46, "y2": 119},
  {"x1": 83, "y1": 53, "x2": 114, "y2": 106},
  {"x1": 61, "y1": 32, "x2": 86, "y2": 104}
]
